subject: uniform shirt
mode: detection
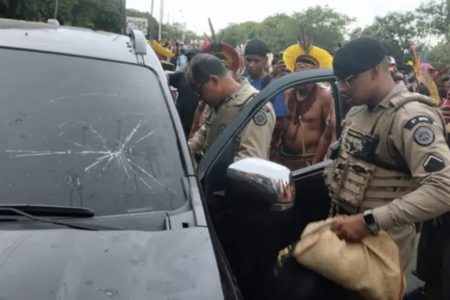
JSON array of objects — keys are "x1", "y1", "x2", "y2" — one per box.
[
  {"x1": 188, "y1": 79, "x2": 275, "y2": 160},
  {"x1": 247, "y1": 75, "x2": 288, "y2": 118},
  {"x1": 354, "y1": 83, "x2": 450, "y2": 229}
]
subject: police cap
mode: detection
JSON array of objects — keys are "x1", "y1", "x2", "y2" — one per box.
[{"x1": 333, "y1": 37, "x2": 387, "y2": 79}]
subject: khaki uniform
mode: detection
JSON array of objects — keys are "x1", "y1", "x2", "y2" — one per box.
[
  {"x1": 326, "y1": 83, "x2": 450, "y2": 268},
  {"x1": 188, "y1": 79, "x2": 275, "y2": 160}
]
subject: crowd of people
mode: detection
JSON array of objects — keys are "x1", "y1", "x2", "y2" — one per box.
[{"x1": 151, "y1": 34, "x2": 450, "y2": 300}]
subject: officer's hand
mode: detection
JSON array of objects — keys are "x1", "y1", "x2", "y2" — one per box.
[{"x1": 330, "y1": 214, "x2": 370, "y2": 243}]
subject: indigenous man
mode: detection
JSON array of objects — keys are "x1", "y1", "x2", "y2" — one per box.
[{"x1": 271, "y1": 37, "x2": 334, "y2": 170}]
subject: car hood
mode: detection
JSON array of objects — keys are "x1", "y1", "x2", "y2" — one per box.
[{"x1": 0, "y1": 227, "x2": 224, "y2": 300}]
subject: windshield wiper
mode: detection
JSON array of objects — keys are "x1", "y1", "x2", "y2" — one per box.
[
  {"x1": 0, "y1": 207, "x2": 102, "y2": 231},
  {"x1": 0, "y1": 204, "x2": 95, "y2": 218}
]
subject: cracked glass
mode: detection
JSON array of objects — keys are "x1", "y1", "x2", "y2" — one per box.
[{"x1": 0, "y1": 49, "x2": 186, "y2": 216}]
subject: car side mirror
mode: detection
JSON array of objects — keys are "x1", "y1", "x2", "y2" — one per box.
[{"x1": 225, "y1": 158, "x2": 295, "y2": 211}]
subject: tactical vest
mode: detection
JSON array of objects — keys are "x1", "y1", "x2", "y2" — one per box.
[{"x1": 326, "y1": 92, "x2": 441, "y2": 214}]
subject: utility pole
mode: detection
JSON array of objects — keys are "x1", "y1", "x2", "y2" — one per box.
[
  {"x1": 53, "y1": 0, "x2": 59, "y2": 19},
  {"x1": 151, "y1": 0, "x2": 154, "y2": 18},
  {"x1": 123, "y1": 0, "x2": 127, "y2": 34},
  {"x1": 158, "y1": 0, "x2": 164, "y2": 41}
]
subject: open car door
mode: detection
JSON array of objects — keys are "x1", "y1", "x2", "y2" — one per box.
[{"x1": 197, "y1": 69, "x2": 347, "y2": 299}]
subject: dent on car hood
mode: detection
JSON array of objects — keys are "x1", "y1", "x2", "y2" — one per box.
[{"x1": 0, "y1": 228, "x2": 224, "y2": 300}]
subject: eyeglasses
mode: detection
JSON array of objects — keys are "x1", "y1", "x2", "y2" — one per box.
[{"x1": 337, "y1": 74, "x2": 358, "y2": 88}]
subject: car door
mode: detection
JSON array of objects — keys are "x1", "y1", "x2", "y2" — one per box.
[
  {"x1": 197, "y1": 69, "x2": 345, "y2": 299},
  {"x1": 198, "y1": 68, "x2": 343, "y2": 211}
]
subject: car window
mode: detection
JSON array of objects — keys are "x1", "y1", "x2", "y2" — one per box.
[
  {"x1": 0, "y1": 49, "x2": 186, "y2": 216},
  {"x1": 270, "y1": 81, "x2": 337, "y2": 171}
]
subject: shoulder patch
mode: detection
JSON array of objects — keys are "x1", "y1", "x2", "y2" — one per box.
[
  {"x1": 253, "y1": 111, "x2": 267, "y2": 126},
  {"x1": 413, "y1": 126, "x2": 435, "y2": 146},
  {"x1": 423, "y1": 154, "x2": 445, "y2": 172},
  {"x1": 404, "y1": 115, "x2": 433, "y2": 130}
]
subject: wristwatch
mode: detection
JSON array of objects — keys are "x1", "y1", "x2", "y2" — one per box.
[{"x1": 363, "y1": 210, "x2": 380, "y2": 235}]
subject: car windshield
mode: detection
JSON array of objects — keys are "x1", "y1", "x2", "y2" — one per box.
[{"x1": 0, "y1": 49, "x2": 186, "y2": 216}]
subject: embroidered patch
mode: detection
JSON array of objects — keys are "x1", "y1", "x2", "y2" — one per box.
[
  {"x1": 253, "y1": 111, "x2": 267, "y2": 126},
  {"x1": 423, "y1": 154, "x2": 445, "y2": 172},
  {"x1": 404, "y1": 115, "x2": 433, "y2": 130},
  {"x1": 413, "y1": 126, "x2": 435, "y2": 146}
]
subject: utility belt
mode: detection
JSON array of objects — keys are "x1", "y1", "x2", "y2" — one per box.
[{"x1": 275, "y1": 146, "x2": 315, "y2": 170}]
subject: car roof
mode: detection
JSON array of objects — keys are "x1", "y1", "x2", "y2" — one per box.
[{"x1": 0, "y1": 18, "x2": 155, "y2": 65}]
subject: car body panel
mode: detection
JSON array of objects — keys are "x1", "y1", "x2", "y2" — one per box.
[
  {"x1": 0, "y1": 228, "x2": 223, "y2": 300},
  {"x1": 0, "y1": 19, "x2": 222, "y2": 299}
]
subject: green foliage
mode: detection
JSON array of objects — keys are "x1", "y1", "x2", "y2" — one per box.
[
  {"x1": 416, "y1": 0, "x2": 449, "y2": 37},
  {"x1": 217, "y1": 6, "x2": 353, "y2": 53},
  {"x1": 350, "y1": 1, "x2": 448, "y2": 64},
  {"x1": 429, "y1": 40, "x2": 450, "y2": 66},
  {"x1": 218, "y1": 21, "x2": 260, "y2": 47},
  {"x1": 161, "y1": 22, "x2": 201, "y2": 41},
  {"x1": 429, "y1": 33, "x2": 450, "y2": 66},
  {"x1": 1, "y1": 0, "x2": 126, "y2": 33},
  {"x1": 1, "y1": 0, "x2": 448, "y2": 66},
  {"x1": 290, "y1": 6, "x2": 354, "y2": 52},
  {"x1": 352, "y1": 12, "x2": 421, "y2": 61}
]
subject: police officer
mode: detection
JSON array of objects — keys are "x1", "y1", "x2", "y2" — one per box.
[
  {"x1": 187, "y1": 53, "x2": 275, "y2": 161},
  {"x1": 326, "y1": 38, "x2": 450, "y2": 274}
]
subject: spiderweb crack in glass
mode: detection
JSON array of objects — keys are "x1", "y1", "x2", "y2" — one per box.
[
  {"x1": 46, "y1": 93, "x2": 127, "y2": 104},
  {"x1": 4, "y1": 120, "x2": 163, "y2": 191}
]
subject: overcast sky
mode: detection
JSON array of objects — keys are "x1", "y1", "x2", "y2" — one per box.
[{"x1": 127, "y1": 0, "x2": 425, "y2": 34}]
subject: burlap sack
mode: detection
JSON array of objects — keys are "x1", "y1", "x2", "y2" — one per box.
[{"x1": 293, "y1": 218, "x2": 405, "y2": 300}]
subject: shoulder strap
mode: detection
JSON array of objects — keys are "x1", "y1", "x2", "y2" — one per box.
[
  {"x1": 389, "y1": 92, "x2": 436, "y2": 109},
  {"x1": 237, "y1": 92, "x2": 258, "y2": 111},
  {"x1": 371, "y1": 94, "x2": 439, "y2": 173}
]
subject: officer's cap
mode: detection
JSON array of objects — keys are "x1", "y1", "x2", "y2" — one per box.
[{"x1": 333, "y1": 37, "x2": 387, "y2": 79}]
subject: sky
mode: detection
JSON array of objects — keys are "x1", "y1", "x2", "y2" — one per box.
[{"x1": 126, "y1": 0, "x2": 425, "y2": 34}]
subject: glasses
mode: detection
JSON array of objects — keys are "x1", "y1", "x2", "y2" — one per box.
[{"x1": 337, "y1": 74, "x2": 358, "y2": 88}]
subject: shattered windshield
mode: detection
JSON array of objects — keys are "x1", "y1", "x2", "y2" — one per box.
[{"x1": 0, "y1": 49, "x2": 186, "y2": 216}]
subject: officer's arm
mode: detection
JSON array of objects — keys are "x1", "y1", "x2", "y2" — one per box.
[
  {"x1": 234, "y1": 104, "x2": 276, "y2": 161},
  {"x1": 372, "y1": 103, "x2": 450, "y2": 229},
  {"x1": 188, "y1": 122, "x2": 207, "y2": 154}
]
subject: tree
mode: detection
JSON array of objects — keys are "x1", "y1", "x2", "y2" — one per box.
[
  {"x1": 1, "y1": 0, "x2": 126, "y2": 33},
  {"x1": 258, "y1": 14, "x2": 297, "y2": 53},
  {"x1": 290, "y1": 6, "x2": 354, "y2": 52},
  {"x1": 352, "y1": 12, "x2": 423, "y2": 62},
  {"x1": 429, "y1": 34, "x2": 450, "y2": 66},
  {"x1": 218, "y1": 21, "x2": 260, "y2": 48},
  {"x1": 160, "y1": 22, "x2": 201, "y2": 41},
  {"x1": 415, "y1": 0, "x2": 449, "y2": 39},
  {"x1": 217, "y1": 6, "x2": 353, "y2": 53}
]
